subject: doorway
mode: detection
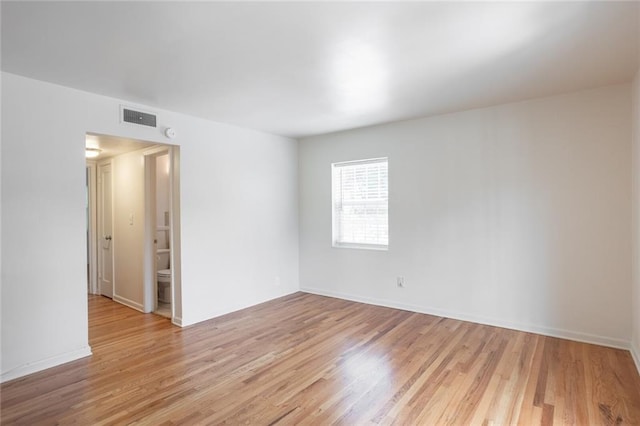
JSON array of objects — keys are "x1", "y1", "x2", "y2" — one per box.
[
  {"x1": 144, "y1": 148, "x2": 174, "y2": 318},
  {"x1": 85, "y1": 133, "x2": 181, "y2": 323}
]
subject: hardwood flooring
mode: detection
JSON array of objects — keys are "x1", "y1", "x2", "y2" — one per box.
[{"x1": 2, "y1": 292, "x2": 640, "y2": 425}]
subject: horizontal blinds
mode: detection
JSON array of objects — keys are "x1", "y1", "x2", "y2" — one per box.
[{"x1": 333, "y1": 158, "x2": 388, "y2": 246}]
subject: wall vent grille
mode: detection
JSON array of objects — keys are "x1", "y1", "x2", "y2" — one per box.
[{"x1": 122, "y1": 108, "x2": 157, "y2": 127}]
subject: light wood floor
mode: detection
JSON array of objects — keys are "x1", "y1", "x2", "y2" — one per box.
[{"x1": 2, "y1": 293, "x2": 640, "y2": 425}]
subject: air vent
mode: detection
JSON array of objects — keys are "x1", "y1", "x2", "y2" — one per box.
[{"x1": 122, "y1": 107, "x2": 157, "y2": 128}]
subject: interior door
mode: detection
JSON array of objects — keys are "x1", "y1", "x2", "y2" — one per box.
[{"x1": 98, "y1": 163, "x2": 113, "y2": 298}]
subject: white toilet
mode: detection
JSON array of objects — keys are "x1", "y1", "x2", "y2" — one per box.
[
  {"x1": 157, "y1": 268, "x2": 171, "y2": 303},
  {"x1": 157, "y1": 251, "x2": 171, "y2": 304}
]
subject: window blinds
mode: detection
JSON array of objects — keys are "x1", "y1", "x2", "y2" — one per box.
[{"x1": 332, "y1": 158, "x2": 388, "y2": 247}]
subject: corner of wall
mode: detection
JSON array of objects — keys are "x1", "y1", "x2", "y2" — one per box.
[
  {"x1": 632, "y1": 339, "x2": 640, "y2": 375},
  {"x1": 636, "y1": 2, "x2": 640, "y2": 376},
  {"x1": 632, "y1": 9, "x2": 640, "y2": 372}
]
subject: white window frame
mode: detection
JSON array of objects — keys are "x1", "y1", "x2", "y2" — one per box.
[{"x1": 331, "y1": 157, "x2": 388, "y2": 250}]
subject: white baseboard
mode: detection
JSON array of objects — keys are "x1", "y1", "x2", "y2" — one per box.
[
  {"x1": 301, "y1": 287, "x2": 630, "y2": 350},
  {"x1": 0, "y1": 346, "x2": 92, "y2": 383},
  {"x1": 180, "y1": 289, "x2": 299, "y2": 327},
  {"x1": 172, "y1": 316, "x2": 183, "y2": 327},
  {"x1": 113, "y1": 294, "x2": 145, "y2": 312},
  {"x1": 631, "y1": 340, "x2": 640, "y2": 375}
]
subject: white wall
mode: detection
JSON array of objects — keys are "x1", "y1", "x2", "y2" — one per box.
[
  {"x1": 631, "y1": 13, "x2": 640, "y2": 370},
  {"x1": 110, "y1": 150, "x2": 146, "y2": 311},
  {"x1": 181, "y1": 126, "x2": 299, "y2": 324},
  {"x1": 1, "y1": 72, "x2": 299, "y2": 381},
  {"x1": 1, "y1": 74, "x2": 91, "y2": 381},
  {"x1": 300, "y1": 84, "x2": 632, "y2": 348}
]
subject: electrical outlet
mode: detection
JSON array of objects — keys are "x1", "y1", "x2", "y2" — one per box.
[{"x1": 397, "y1": 276, "x2": 404, "y2": 288}]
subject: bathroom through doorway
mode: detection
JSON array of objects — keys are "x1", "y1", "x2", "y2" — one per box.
[
  {"x1": 149, "y1": 150, "x2": 172, "y2": 318},
  {"x1": 85, "y1": 133, "x2": 181, "y2": 324}
]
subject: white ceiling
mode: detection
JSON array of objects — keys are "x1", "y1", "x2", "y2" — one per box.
[{"x1": 2, "y1": 1, "x2": 638, "y2": 138}]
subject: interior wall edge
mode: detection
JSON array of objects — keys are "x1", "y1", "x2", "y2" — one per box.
[
  {"x1": 632, "y1": 340, "x2": 640, "y2": 375},
  {"x1": 0, "y1": 346, "x2": 92, "y2": 384},
  {"x1": 300, "y1": 287, "x2": 631, "y2": 351}
]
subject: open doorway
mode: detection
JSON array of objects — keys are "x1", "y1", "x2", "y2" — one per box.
[
  {"x1": 85, "y1": 133, "x2": 181, "y2": 323},
  {"x1": 144, "y1": 148, "x2": 174, "y2": 318}
]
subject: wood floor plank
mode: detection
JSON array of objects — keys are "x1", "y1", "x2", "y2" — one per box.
[{"x1": 2, "y1": 292, "x2": 639, "y2": 425}]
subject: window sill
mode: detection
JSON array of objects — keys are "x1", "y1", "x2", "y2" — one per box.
[{"x1": 332, "y1": 242, "x2": 388, "y2": 251}]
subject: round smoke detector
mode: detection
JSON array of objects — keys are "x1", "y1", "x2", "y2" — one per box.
[{"x1": 165, "y1": 127, "x2": 176, "y2": 139}]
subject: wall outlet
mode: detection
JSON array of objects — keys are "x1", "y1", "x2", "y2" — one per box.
[{"x1": 397, "y1": 276, "x2": 404, "y2": 288}]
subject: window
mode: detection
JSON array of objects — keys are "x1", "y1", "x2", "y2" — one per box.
[{"x1": 332, "y1": 158, "x2": 388, "y2": 249}]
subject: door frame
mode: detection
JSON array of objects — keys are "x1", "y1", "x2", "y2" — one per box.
[
  {"x1": 86, "y1": 162, "x2": 98, "y2": 294},
  {"x1": 86, "y1": 135, "x2": 181, "y2": 325},
  {"x1": 143, "y1": 145, "x2": 178, "y2": 321}
]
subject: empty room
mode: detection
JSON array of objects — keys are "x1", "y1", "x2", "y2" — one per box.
[{"x1": 2, "y1": 1, "x2": 640, "y2": 424}]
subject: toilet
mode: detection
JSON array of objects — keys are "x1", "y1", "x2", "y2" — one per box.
[
  {"x1": 157, "y1": 250, "x2": 171, "y2": 304},
  {"x1": 157, "y1": 268, "x2": 171, "y2": 303}
]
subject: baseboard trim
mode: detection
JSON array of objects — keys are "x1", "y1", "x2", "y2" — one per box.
[
  {"x1": 0, "y1": 346, "x2": 92, "y2": 383},
  {"x1": 113, "y1": 294, "x2": 145, "y2": 313},
  {"x1": 172, "y1": 316, "x2": 183, "y2": 327},
  {"x1": 180, "y1": 289, "x2": 299, "y2": 327},
  {"x1": 631, "y1": 340, "x2": 640, "y2": 375},
  {"x1": 301, "y1": 287, "x2": 630, "y2": 350}
]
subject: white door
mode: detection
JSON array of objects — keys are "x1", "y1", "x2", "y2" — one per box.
[{"x1": 98, "y1": 163, "x2": 113, "y2": 298}]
